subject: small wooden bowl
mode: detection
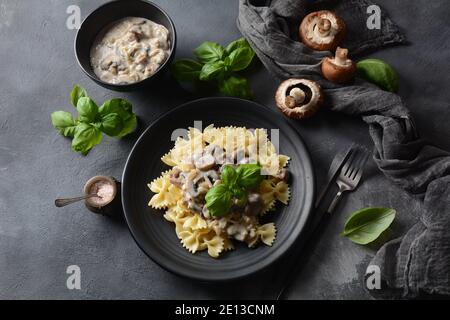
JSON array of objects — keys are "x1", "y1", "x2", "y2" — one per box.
[{"x1": 83, "y1": 176, "x2": 121, "y2": 216}]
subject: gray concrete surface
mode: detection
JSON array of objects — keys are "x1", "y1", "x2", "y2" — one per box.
[{"x1": 0, "y1": 0, "x2": 449, "y2": 299}]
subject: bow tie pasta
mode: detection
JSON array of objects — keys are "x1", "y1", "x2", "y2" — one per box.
[{"x1": 148, "y1": 125, "x2": 291, "y2": 258}]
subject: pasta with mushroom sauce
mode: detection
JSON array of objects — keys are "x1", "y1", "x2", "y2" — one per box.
[{"x1": 148, "y1": 125, "x2": 291, "y2": 258}]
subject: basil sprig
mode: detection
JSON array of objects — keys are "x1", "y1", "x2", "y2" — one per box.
[
  {"x1": 205, "y1": 164, "x2": 263, "y2": 217},
  {"x1": 342, "y1": 207, "x2": 396, "y2": 245},
  {"x1": 357, "y1": 59, "x2": 399, "y2": 93},
  {"x1": 51, "y1": 85, "x2": 137, "y2": 155},
  {"x1": 171, "y1": 38, "x2": 256, "y2": 99}
]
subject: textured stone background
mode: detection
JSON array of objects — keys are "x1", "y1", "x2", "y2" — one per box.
[{"x1": 0, "y1": 0, "x2": 449, "y2": 299}]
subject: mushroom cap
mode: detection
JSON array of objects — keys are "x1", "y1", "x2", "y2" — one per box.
[
  {"x1": 321, "y1": 56, "x2": 356, "y2": 84},
  {"x1": 299, "y1": 10, "x2": 347, "y2": 51},
  {"x1": 275, "y1": 79, "x2": 324, "y2": 119}
]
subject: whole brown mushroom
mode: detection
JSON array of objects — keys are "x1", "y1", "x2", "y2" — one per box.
[
  {"x1": 299, "y1": 10, "x2": 346, "y2": 51},
  {"x1": 275, "y1": 79, "x2": 324, "y2": 119},
  {"x1": 321, "y1": 47, "x2": 356, "y2": 84}
]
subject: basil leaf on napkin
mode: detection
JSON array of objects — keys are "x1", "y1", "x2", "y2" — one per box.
[
  {"x1": 357, "y1": 59, "x2": 399, "y2": 93},
  {"x1": 342, "y1": 207, "x2": 396, "y2": 245},
  {"x1": 194, "y1": 41, "x2": 225, "y2": 64}
]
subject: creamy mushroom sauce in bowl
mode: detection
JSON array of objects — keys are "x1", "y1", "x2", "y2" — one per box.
[
  {"x1": 90, "y1": 17, "x2": 171, "y2": 85},
  {"x1": 74, "y1": 0, "x2": 176, "y2": 91}
]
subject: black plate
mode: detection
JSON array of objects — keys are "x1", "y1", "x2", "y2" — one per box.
[{"x1": 122, "y1": 97, "x2": 315, "y2": 281}]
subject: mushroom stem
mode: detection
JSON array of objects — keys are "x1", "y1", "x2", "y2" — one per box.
[
  {"x1": 321, "y1": 47, "x2": 356, "y2": 83},
  {"x1": 285, "y1": 96, "x2": 296, "y2": 108},
  {"x1": 289, "y1": 87, "x2": 306, "y2": 104},
  {"x1": 335, "y1": 47, "x2": 349, "y2": 65},
  {"x1": 318, "y1": 18, "x2": 331, "y2": 34}
]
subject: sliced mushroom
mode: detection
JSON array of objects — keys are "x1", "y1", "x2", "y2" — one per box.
[
  {"x1": 127, "y1": 26, "x2": 144, "y2": 42},
  {"x1": 185, "y1": 169, "x2": 219, "y2": 198},
  {"x1": 194, "y1": 154, "x2": 216, "y2": 171},
  {"x1": 169, "y1": 167, "x2": 183, "y2": 187},
  {"x1": 232, "y1": 149, "x2": 252, "y2": 165},
  {"x1": 321, "y1": 47, "x2": 356, "y2": 84},
  {"x1": 277, "y1": 168, "x2": 290, "y2": 182},
  {"x1": 202, "y1": 205, "x2": 210, "y2": 218},
  {"x1": 135, "y1": 52, "x2": 148, "y2": 65},
  {"x1": 275, "y1": 79, "x2": 324, "y2": 119},
  {"x1": 187, "y1": 201, "x2": 203, "y2": 213},
  {"x1": 203, "y1": 144, "x2": 225, "y2": 166},
  {"x1": 299, "y1": 10, "x2": 346, "y2": 51},
  {"x1": 100, "y1": 55, "x2": 116, "y2": 70},
  {"x1": 196, "y1": 180, "x2": 210, "y2": 196},
  {"x1": 245, "y1": 193, "x2": 263, "y2": 215},
  {"x1": 227, "y1": 224, "x2": 248, "y2": 241}
]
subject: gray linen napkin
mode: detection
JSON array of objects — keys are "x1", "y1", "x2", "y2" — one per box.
[{"x1": 238, "y1": 0, "x2": 450, "y2": 298}]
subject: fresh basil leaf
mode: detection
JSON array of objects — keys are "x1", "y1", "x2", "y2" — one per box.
[
  {"x1": 171, "y1": 59, "x2": 203, "y2": 82},
  {"x1": 225, "y1": 47, "x2": 255, "y2": 72},
  {"x1": 99, "y1": 99, "x2": 132, "y2": 119},
  {"x1": 225, "y1": 37, "x2": 251, "y2": 55},
  {"x1": 100, "y1": 113, "x2": 124, "y2": 136},
  {"x1": 70, "y1": 85, "x2": 88, "y2": 107},
  {"x1": 205, "y1": 184, "x2": 233, "y2": 217},
  {"x1": 99, "y1": 99, "x2": 137, "y2": 137},
  {"x1": 236, "y1": 164, "x2": 263, "y2": 189},
  {"x1": 53, "y1": 88, "x2": 138, "y2": 155},
  {"x1": 357, "y1": 59, "x2": 399, "y2": 93},
  {"x1": 51, "y1": 111, "x2": 77, "y2": 137},
  {"x1": 221, "y1": 165, "x2": 237, "y2": 186},
  {"x1": 199, "y1": 61, "x2": 226, "y2": 81},
  {"x1": 342, "y1": 207, "x2": 396, "y2": 245},
  {"x1": 194, "y1": 41, "x2": 225, "y2": 64},
  {"x1": 77, "y1": 97, "x2": 99, "y2": 123},
  {"x1": 219, "y1": 76, "x2": 253, "y2": 99},
  {"x1": 71, "y1": 123, "x2": 102, "y2": 155},
  {"x1": 118, "y1": 114, "x2": 137, "y2": 137},
  {"x1": 232, "y1": 187, "x2": 247, "y2": 204}
]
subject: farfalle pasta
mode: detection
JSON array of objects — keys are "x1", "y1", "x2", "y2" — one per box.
[{"x1": 148, "y1": 125, "x2": 291, "y2": 258}]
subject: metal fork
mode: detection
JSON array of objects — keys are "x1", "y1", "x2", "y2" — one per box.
[
  {"x1": 275, "y1": 146, "x2": 369, "y2": 300},
  {"x1": 326, "y1": 148, "x2": 369, "y2": 214}
]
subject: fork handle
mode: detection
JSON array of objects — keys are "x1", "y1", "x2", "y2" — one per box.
[{"x1": 327, "y1": 190, "x2": 344, "y2": 214}]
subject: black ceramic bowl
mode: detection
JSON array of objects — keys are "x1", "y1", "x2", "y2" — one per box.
[
  {"x1": 122, "y1": 97, "x2": 315, "y2": 281},
  {"x1": 75, "y1": 0, "x2": 176, "y2": 91}
]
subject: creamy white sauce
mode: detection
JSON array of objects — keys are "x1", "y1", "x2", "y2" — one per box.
[{"x1": 90, "y1": 17, "x2": 170, "y2": 84}]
